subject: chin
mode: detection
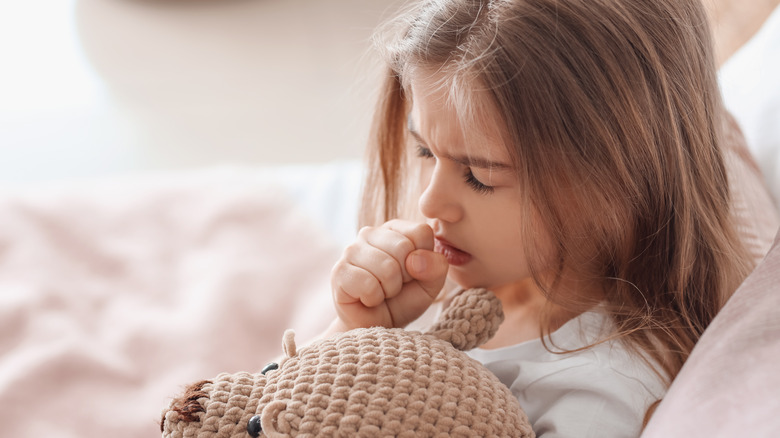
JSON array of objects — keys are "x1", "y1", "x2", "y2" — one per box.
[
  {"x1": 449, "y1": 268, "x2": 529, "y2": 292},
  {"x1": 448, "y1": 269, "x2": 486, "y2": 290}
]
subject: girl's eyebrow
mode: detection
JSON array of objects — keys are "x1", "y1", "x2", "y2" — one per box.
[{"x1": 407, "y1": 118, "x2": 513, "y2": 170}]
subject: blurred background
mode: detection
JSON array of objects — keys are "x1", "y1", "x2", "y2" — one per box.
[
  {"x1": 0, "y1": 0, "x2": 774, "y2": 186},
  {"x1": 0, "y1": 0, "x2": 405, "y2": 185}
]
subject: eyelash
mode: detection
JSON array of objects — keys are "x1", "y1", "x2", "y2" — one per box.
[{"x1": 416, "y1": 145, "x2": 495, "y2": 195}]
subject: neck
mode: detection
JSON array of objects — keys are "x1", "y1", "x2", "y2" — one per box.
[
  {"x1": 492, "y1": 278, "x2": 546, "y2": 309},
  {"x1": 480, "y1": 278, "x2": 580, "y2": 349}
]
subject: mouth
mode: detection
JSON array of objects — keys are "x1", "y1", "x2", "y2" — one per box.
[{"x1": 434, "y1": 237, "x2": 472, "y2": 266}]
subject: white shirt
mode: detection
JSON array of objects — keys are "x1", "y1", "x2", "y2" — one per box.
[{"x1": 466, "y1": 309, "x2": 668, "y2": 438}]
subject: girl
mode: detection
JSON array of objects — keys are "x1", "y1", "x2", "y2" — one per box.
[{"x1": 328, "y1": 0, "x2": 753, "y2": 435}]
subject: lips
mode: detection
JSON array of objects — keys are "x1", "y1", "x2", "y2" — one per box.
[{"x1": 434, "y1": 237, "x2": 472, "y2": 266}]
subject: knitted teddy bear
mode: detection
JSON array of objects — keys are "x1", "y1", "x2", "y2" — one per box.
[{"x1": 160, "y1": 288, "x2": 534, "y2": 437}]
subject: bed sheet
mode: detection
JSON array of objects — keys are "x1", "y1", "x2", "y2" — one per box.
[{"x1": 0, "y1": 162, "x2": 362, "y2": 437}]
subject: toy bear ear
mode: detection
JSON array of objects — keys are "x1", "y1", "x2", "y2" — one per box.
[
  {"x1": 425, "y1": 288, "x2": 504, "y2": 350},
  {"x1": 282, "y1": 329, "x2": 297, "y2": 358}
]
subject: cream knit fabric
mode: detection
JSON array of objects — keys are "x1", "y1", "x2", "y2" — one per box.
[{"x1": 161, "y1": 288, "x2": 533, "y2": 437}]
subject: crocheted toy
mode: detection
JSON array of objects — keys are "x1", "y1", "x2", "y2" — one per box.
[{"x1": 160, "y1": 288, "x2": 534, "y2": 437}]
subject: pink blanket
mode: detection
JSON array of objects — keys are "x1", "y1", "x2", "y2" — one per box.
[{"x1": 0, "y1": 169, "x2": 346, "y2": 437}]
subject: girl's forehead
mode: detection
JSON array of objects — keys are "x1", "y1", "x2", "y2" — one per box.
[{"x1": 408, "y1": 73, "x2": 509, "y2": 152}]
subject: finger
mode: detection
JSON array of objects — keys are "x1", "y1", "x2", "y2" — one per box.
[
  {"x1": 336, "y1": 301, "x2": 393, "y2": 329},
  {"x1": 384, "y1": 287, "x2": 436, "y2": 328},
  {"x1": 342, "y1": 241, "x2": 404, "y2": 299},
  {"x1": 382, "y1": 250, "x2": 449, "y2": 328},
  {"x1": 385, "y1": 220, "x2": 435, "y2": 251},
  {"x1": 405, "y1": 249, "x2": 449, "y2": 300},
  {"x1": 332, "y1": 263, "x2": 385, "y2": 308},
  {"x1": 360, "y1": 226, "x2": 416, "y2": 283}
]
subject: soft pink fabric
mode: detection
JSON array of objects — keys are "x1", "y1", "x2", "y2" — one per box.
[
  {"x1": 0, "y1": 172, "x2": 340, "y2": 438},
  {"x1": 642, "y1": 230, "x2": 780, "y2": 436}
]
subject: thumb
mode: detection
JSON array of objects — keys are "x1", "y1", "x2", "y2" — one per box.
[{"x1": 405, "y1": 249, "x2": 449, "y2": 299}]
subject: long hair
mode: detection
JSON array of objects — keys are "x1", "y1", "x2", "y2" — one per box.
[{"x1": 360, "y1": 0, "x2": 753, "y2": 421}]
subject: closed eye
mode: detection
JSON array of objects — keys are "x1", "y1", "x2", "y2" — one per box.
[
  {"x1": 418, "y1": 144, "x2": 494, "y2": 194},
  {"x1": 464, "y1": 169, "x2": 494, "y2": 194},
  {"x1": 416, "y1": 144, "x2": 434, "y2": 159}
]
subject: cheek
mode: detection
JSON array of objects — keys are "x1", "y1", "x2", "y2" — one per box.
[
  {"x1": 475, "y1": 201, "x2": 552, "y2": 276},
  {"x1": 472, "y1": 206, "x2": 527, "y2": 265},
  {"x1": 488, "y1": 226, "x2": 529, "y2": 274}
]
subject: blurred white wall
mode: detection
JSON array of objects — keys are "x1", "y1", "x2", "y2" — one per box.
[{"x1": 0, "y1": 0, "x2": 404, "y2": 184}]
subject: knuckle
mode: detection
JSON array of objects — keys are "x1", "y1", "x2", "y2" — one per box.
[
  {"x1": 360, "y1": 276, "x2": 383, "y2": 299},
  {"x1": 343, "y1": 242, "x2": 363, "y2": 259},
  {"x1": 330, "y1": 260, "x2": 349, "y2": 278},
  {"x1": 378, "y1": 257, "x2": 400, "y2": 281},
  {"x1": 384, "y1": 218, "x2": 412, "y2": 231},
  {"x1": 340, "y1": 274, "x2": 366, "y2": 299},
  {"x1": 384, "y1": 219, "x2": 403, "y2": 228},
  {"x1": 364, "y1": 272, "x2": 381, "y2": 290},
  {"x1": 357, "y1": 226, "x2": 375, "y2": 238},
  {"x1": 393, "y1": 238, "x2": 416, "y2": 256}
]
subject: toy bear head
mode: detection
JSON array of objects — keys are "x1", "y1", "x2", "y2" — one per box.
[{"x1": 160, "y1": 288, "x2": 534, "y2": 437}]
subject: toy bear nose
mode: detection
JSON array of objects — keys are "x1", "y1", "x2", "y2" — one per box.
[
  {"x1": 247, "y1": 414, "x2": 262, "y2": 437},
  {"x1": 261, "y1": 362, "x2": 278, "y2": 375}
]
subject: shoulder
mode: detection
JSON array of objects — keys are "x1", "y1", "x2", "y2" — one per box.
[
  {"x1": 525, "y1": 350, "x2": 662, "y2": 437},
  {"x1": 469, "y1": 311, "x2": 667, "y2": 438}
]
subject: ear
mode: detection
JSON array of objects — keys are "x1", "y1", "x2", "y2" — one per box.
[
  {"x1": 282, "y1": 329, "x2": 297, "y2": 358},
  {"x1": 425, "y1": 288, "x2": 504, "y2": 350}
]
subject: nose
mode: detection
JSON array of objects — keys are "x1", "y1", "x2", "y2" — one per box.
[{"x1": 418, "y1": 164, "x2": 463, "y2": 224}]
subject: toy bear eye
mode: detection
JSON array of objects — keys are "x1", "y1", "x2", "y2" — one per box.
[
  {"x1": 247, "y1": 414, "x2": 262, "y2": 437},
  {"x1": 261, "y1": 362, "x2": 278, "y2": 375}
]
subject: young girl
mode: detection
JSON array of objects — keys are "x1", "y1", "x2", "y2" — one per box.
[{"x1": 328, "y1": 0, "x2": 753, "y2": 435}]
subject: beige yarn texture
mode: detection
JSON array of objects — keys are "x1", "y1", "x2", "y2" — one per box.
[{"x1": 161, "y1": 288, "x2": 534, "y2": 437}]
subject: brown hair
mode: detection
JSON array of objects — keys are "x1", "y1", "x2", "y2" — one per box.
[{"x1": 361, "y1": 0, "x2": 753, "y2": 422}]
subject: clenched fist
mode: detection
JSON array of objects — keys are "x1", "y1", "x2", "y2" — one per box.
[{"x1": 331, "y1": 220, "x2": 449, "y2": 329}]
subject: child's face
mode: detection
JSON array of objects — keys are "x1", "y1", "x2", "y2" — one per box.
[{"x1": 408, "y1": 75, "x2": 551, "y2": 289}]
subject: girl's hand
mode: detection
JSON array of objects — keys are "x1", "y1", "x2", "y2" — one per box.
[{"x1": 331, "y1": 220, "x2": 449, "y2": 330}]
